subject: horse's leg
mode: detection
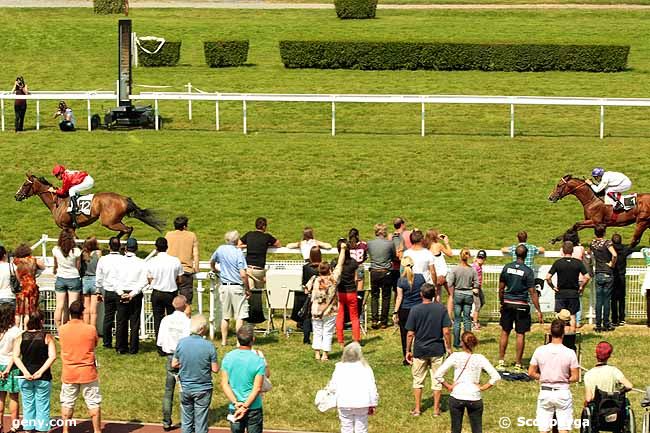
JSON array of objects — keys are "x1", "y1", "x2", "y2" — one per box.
[
  {"x1": 105, "y1": 222, "x2": 133, "y2": 239},
  {"x1": 629, "y1": 220, "x2": 649, "y2": 248},
  {"x1": 551, "y1": 220, "x2": 596, "y2": 244}
]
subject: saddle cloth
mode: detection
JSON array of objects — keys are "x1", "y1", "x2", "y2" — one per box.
[
  {"x1": 621, "y1": 193, "x2": 637, "y2": 211},
  {"x1": 66, "y1": 194, "x2": 94, "y2": 216}
]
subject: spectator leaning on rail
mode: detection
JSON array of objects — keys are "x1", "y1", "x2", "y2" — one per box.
[
  {"x1": 590, "y1": 224, "x2": 618, "y2": 332},
  {"x1": 58, "y1": 301, "x2": 101, "y2": 433},
  {"x1": 497, "y1": 244, "x2": 544, "y2": 373},
  {"x1": 583, "y1": 341, "x2": 633, "y2": 405},
  {"x1": 470, "y1": 250, "x2": 487, "y2": 331},
  {"x1": 221, "y1": 324, "x2": 266, "y2": 433},
  {"x1": 166, "y1": 215, "x2": 199, "y2": 315},
  {"x1": 286, "y1": 226, "x2": 332, "y2": 261},
  {"x1": 52, "y1": 228, "x2": 82, "y2": 329},
  {"x1": 405, "y1": 283, "x2": 451, "y2": 417},
  {"x1": 157, "y1": 295, "x2": 190, "y2": 431},
  {"x1": 239, "y1": 216, "x2": 281, "y2": 297},
  {"x1": 433, "y1": 331, "x2": 500, "y2": 433},
  {"x1": 447, "y1": 248, "x2": 479, "y2": 349},
  {"x1": 501, "y1": 230, "x2": 545, "y2": 269},
  {"x1": 394, "y1": 256, "x2": 424, "y2": 365},
  {"x1": 115, "y1": 238, "x2": 147, "y2": 355},
  {"x1": 12, "y1": 244, "x2": 46, "y2": 330},
  {"x1": 610, "y1": 233, "x2": 633, "y2": 327},
  {"x1": 12, "y1": 311, "x2": 56, "y2": 433},
  {"x1": 148, "y1": 237, "x2": 184, "y2": 356},
  {"x1": 211, "y1": 230, "x2": 250, "y2": 347},
  {"x1": 327, "y1": 342, "x2": 379, "y2": 433},
  {"x1": 545, "y1": 241, "x2": 591, "y2": 335},
  {"x1": 172, "y1": 314, "x2": 219, "y2": 433},
  {"x1": 0, "y1": 303, "x2": 22, "y2": 431},
  {"x1": 95, "y1": 237, "x2": 123, "y2": 349},
  {"x1": 367, "y1": 223, "x2": 396, "y2": 329},
  {"x1": 528, "y1": 319, "x2": 580, "y2": 433}
]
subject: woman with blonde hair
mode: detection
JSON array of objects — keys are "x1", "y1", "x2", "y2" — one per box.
[
  {"x1": 12, "y1": 244, "x2": 45, "y2": 329},
  {"x1": 286, "y1": 227, "x2": 332, "y2": 261},
  {"x1": 52, "y1": 229, "x2": 81, "y2": 329},
  {"x1": 81, "y1": 237, "x2": 102, "y2": 327},
  {"x1": 424, "y1": 229, "x2": 453, "y2": 308},
  {"x1": 447, "y1": 249, "x2": 478, "y2": 349},
  {"x1": 328, "y1": 342, "x2": 379, "y2": 433},
  {"x1": 394, "y1": 256, "x2": 425, "y2": 364}
]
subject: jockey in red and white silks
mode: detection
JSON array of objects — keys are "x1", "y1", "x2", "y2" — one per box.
[
  {"x1": 50, "y1": 164, "x2": 94, "y2": 197},
  {"x1": 587, "y1": 167, "x2": 631, "y2": 209}
]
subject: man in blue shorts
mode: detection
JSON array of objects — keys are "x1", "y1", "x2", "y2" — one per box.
[{"x1": 497, "y1": 245, "x2": 544, "y2": 373}]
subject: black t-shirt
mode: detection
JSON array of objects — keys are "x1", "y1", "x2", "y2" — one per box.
[
  {"x1": 337, "y1": 259, "x2": 359, "y2": 293},
  {"x1": 613, "y1": 243, "x2": 633, "y2": 276},
  {"x1": 405, "y1": 302, "x2": 451, "y2": 358},
  {"x1": 499, "y1": 261, "x2": 535, "y2": 303},
  {"x1": 548, "y1": 257, "x2": 588, "y2": 299},
  {"x1": 241, "y1": 231, "x2": 277, "y2": 268}
]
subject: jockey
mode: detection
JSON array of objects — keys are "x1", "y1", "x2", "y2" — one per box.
[
  {"x1": 48, "y1": 164, "x2": 95, "y2": 228},
  {"x1": 587, "y1": 167, "x2": 631, "y2": 212}
]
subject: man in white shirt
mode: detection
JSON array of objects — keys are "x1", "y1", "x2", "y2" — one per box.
[
  {"x1": 148, "y1": 237, "x2": 184, "y2": 356},
  {"x1": 157, "y1": 295, "x2": 191, "y2": 431},
  {"x1": 587, "y1": 168, "x2": 632, "y2": 211},
  {"x1": 584, "y1": 341, "x2": 633, "y2": 404},
  {"x1": 115, "y1": 238, "x2": 148, "y2": 355},
  {"x1": 95, "y1": 237, "x2": 124, "y2": 349}
]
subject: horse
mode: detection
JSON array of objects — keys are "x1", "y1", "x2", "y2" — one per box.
[
  {"x1": 15, "y1": 174, "x2": 165, "y2": 238},
  {"x1": 548, "y1": 174, "x2": 650, "y2": 247}
]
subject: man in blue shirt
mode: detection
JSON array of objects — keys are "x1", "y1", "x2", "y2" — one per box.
[
  {"x1": 172, "y1": 315, "x2": 219, "y2": 433},
  {"x1": 221, "y1": 325, "x2": 266, "y2": 433},
  {"x1": 501, "y1": 230, "x2": 545, "y2": 268},
  {"x1": 210, "y1": 230, "x2": 250, "y2": 346}
]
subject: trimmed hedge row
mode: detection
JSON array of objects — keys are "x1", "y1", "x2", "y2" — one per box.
[
  {"x1": 279, "y1": 41, "x2": 630, "y2": 72},
  {"x1": 138, "y1": 41, "x2": 182, "y2": 67},
  {"x1": 334, "y1": 0, "x2": 377, "y2": 19},
  {"x1": 93, "y1": 0, "x2": 124, "y2": 14},
  {"x1": 204, "y1": 41, "x2": 249, "y2": 67}
]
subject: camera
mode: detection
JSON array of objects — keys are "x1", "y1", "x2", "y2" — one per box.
[{"x1": 15, "y1": 76, "x2": 25, "y2": 88}]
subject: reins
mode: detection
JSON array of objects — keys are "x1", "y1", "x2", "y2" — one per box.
[{"x1": 559, "y1": 177, "x2": 598, "y2": 204}]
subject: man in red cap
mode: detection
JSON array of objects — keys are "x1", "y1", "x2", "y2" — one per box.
[
  {"x1": 48, "y1": 164, "x2": 95, "y2": 228},
  {"x1": 583, "y1": 341, "x2": 633, "y2": 404}
]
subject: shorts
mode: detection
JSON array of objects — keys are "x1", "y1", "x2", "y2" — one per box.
[
  {"x1": 536, "y1": 389, "x2": 573, "y2": 432},
  {"x1": 82, "y1": 276, "x2": 97, "y2": 295},
  {"x1": 473, "y1": 289, "x2": 485, "y2": 312},
  {"x1": 247, "y1": 268, "x2": 266, "y2": 290},
  {"x1": 219, "y1": 284, "x2": 249, "y2": 321},
  {"x1": 411, "y1": 355, "x2": 444, "y2": 391},
  {"x1": 555, "y1": 298, "x2": 580, "y2": 315},
  {"x1": 178, "y1": 273, "x2": 194, "y2": 305},
  {"x1": 55, "y1": 277, "x2": 82, "y2": 293},
  {"x1": 0, "y1": 365, "x2": 20, "y2": 393},
  {"x1": 60, "y1": 381, "x2": 102, "y2": 410},
  {"x1": 500, "y1": 303, "x2": 531, "y2": 334}
]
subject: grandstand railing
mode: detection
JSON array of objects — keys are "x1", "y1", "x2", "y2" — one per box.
[
  {"x1": 6, "y1": 88, "x2": 650, "y2": 137},
  {"x1": 30, "y1": 235, "x2": 649, "y2": 340}
]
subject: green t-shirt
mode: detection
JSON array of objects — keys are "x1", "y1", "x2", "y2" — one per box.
[{"x1": 221, "y1": 349, "x2": 266, "y2": 411}]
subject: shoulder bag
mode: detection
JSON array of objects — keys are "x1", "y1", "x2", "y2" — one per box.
[{"x1": 9, "y1": 260, "x2": 22, "y2": 294}]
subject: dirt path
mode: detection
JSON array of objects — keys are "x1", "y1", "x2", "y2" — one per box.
[{"x1": 2, "y1": 0, "x2": 650, "y2": 9}]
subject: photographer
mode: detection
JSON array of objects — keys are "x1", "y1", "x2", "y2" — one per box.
[
  {"x1": 11, "y1": 76, "x2": 28, "y2": 132},
  {"x1": 54, "y1": 100, "x2": 76, "y2": 132}
]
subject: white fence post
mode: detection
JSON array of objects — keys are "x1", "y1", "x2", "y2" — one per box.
[
  {"x1": 36, "y1": 100, "x2": 40, "y2": 131},
  {"x1": 209, "y1": 278, "x2": 216, "y2": 340},
  {"x1": 215, "y1": 99, "x2": 220, "y2": 131},
  {"x1": 599, "y1": 105, "x2": 605, "y2": 139},
  {"x1": 87, "y1": 97, "x2": 91, "y2": 132},
  {"x1": 510, "y1": 103, "x2": 515, "y2": 138},
  {"x1": 421, "y1": 101, "x2": 425, "y2": 137},
  {"x1": 331, "y1": 99, "x2": 336, "y2": 137},
  {"x1": 1, "y1": 98, "x2": 4, "y2": 132},
  {"x1": 154, "y1": 97, "x2": 159, "y2": 131},
  {"x1": 187, "y1": 82, "x2": 192, "y2": 121},
  {"x1": 116, "y1": 80, "x2": 120, "y2": 106},
  {"x1": 243, "y1": 99, "x2": 247, "y2": 135},
  {"x1": 41, "y1": 234, "x2": 47, "y2": 261}
]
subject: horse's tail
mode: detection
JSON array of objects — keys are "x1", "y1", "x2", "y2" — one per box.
[{"x1": 125, "y1": 197, "x2": 166, "y2": 233}]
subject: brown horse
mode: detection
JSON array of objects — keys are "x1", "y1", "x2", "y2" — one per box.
[
  {"x1": 15, "y1": 174, "x2": 165, "y2": 238},
  {"x1": 548, "y1": 174, "x2": 650, "y2": 247}
]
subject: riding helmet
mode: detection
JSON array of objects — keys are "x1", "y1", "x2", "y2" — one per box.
[
  {"x1": 52, "y1": 164, "x2": 65, "y2": 176},
  {"x1": 591, "y1": 167, "x2": 604, "y2": 177}
]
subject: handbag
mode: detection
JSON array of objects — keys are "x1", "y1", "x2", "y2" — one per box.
[
  {"x1": 296, "y1": 294, "x2": 312, "y2": 322},
  {"x1": 315, "y1": 385, "x2": 336, "y2": 412},
  {"x1": 261, "y1": 375, "x2": 273, "y2": 393},
  {"x1": 9, "y1": 260, "x2": 22, "y2": 294}
]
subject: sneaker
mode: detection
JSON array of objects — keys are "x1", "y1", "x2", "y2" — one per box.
[
  {"x1": 606, "y1": 325, "x2": 616, "y2": 331},
  {"x1": 619, "y1": 321, "x2": 626, "y2": 326},
  {"x1": 496, "y1": 360, "x2": 506, "y2": 372},
  {"x1": 513, "y1": 364, "x2": 525, "y2": 373}
]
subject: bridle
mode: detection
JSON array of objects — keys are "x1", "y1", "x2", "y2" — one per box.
[
  {"x1": 17, "y1": 177, "x2": 56, "y2": 202},
  {"x1": 557, "y1": 177, "x2": 589, "y2": 198}
]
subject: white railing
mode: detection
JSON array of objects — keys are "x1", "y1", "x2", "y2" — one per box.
[
  {"x1": 5, "y1": 86, "x2": 650, "y2": 137},
  {"x1": 29, "y1": 234, "x2": 649, "y2": 340}
]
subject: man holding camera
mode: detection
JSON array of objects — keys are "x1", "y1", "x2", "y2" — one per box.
[{"x1": 11, "y1": 76, "x2": 28, "y2": 132}]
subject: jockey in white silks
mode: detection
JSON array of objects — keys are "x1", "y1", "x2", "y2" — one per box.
[{"x1": 587, "y1": 167, "x2": 632, "y2": 212}]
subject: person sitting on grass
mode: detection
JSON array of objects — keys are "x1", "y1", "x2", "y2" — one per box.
[
  {"x1": 583, "y1": 341, "x2": 633, "y2": 405},
  {"x1": 54, "y1": 101, "x2": 76, "y2": 132}
]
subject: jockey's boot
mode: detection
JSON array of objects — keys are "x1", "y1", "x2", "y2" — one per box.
[
  {"x1": 614, "y1": 201, "x2": 624, "y2": 212},
  {"x1": 70, "y1": 194, "x2": 79, "y2": 229}
]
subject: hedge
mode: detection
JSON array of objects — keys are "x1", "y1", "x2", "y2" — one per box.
[
  {"x1": 204, "y1": 41, "x2": 249, "y2": 67},
  {"x1": 138, "y1": 40, "x2": 181, "y2": 67},
  {"x1": 279, "y1": 41, "x2": 630, "y2": 72},
  {"x1": 334, "y1": 0, "x2": 377, "y2": 19},
  {"x1": 93, "y1": 0, "x2": 124, "y2": 14}
]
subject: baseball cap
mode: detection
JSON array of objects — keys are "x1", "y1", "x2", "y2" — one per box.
[
  {"x1": 126, "y1": 237, "x2": 138, "y2": 251},
  {"x1": 595, "y1": 341, "x2": 613, "y2": 362},
  {"x1": 555, "y1": 309, "x2": 571, "y2": 322},
  {"x1": 476, "y1": 250, "x2": 487, "y2": 259}
]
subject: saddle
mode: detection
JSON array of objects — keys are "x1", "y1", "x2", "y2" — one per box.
[{"x1": 65, "y1": 194, "x2": 94, "y2": 216}]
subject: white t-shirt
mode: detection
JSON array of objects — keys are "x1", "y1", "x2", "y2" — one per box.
[
  {"x1": 53, "y1": 247, "x2": 81, "y2": 279},
  {"x1": 0, "y1": 263, "x2": 13, "y2": 300},
  {"x1": 0, "y1": 326, "x2": 22, "y2": 365},
  {"x1": 147, "y1": 252, "x2": 184, "y2": 292},
  {"x1": 433, "y1": 352, "x2": 501, "y2": 401},
  {"x1": 404, "y1": 248, "x2": 436, "y2": 283},
  {"x1": 156, "y1": 311, "x2": 191, "y2": 354},
  {"x1": 584, "y1": 364, "x2": 628, "y2": 395}
]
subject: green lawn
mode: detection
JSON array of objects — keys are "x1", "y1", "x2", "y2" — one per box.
[{"x1": 271, "y1": 0, "x2": 650, "y2": 5}]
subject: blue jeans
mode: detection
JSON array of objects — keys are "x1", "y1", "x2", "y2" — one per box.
[
  {"x1": 180, "y1": 388, "x2": 212, "y2": 433},
  {"x1": 453, "y1": 291, "x2": 474, "y2": 348},
  {"x1": 595, "y1": 273, "x2": 614, "y2": 327},
  {"x1": 162, "y1": 355, "x2": 178, "y2": 427},
  {"x1": 18, "y1": 379, "x2": 51, "y2": 432},
  {"x1": 229, "y1": 408, "x2": 263, "y2": 433}
]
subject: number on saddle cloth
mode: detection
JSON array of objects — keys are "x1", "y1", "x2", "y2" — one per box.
[
  {"x1": 66, "y1": 194, "x2": 94, "y2": 216},
  {"x1": 621, "y1": 194, "x2": 637, "y2": 210}
]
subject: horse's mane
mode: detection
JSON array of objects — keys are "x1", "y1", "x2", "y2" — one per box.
[{"x1": 35, "y1": 176, "x2": 53, "y2": 187}]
